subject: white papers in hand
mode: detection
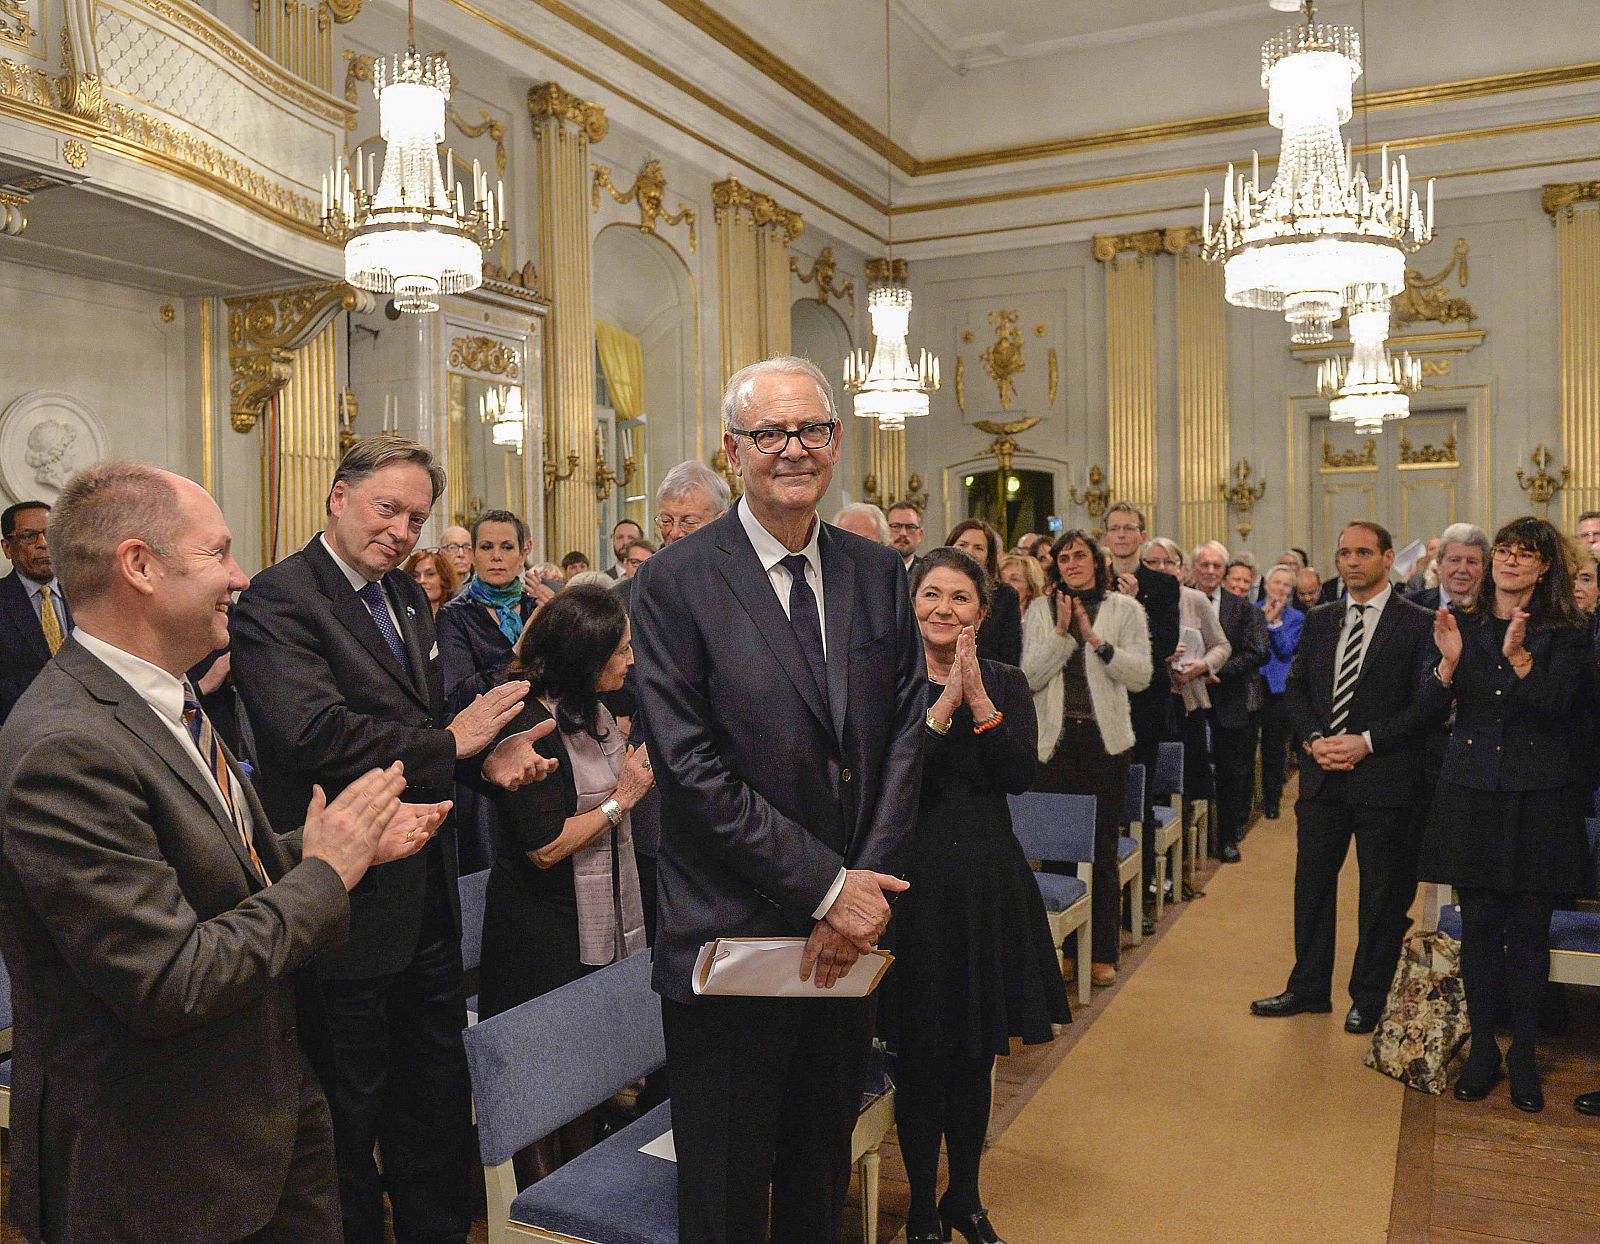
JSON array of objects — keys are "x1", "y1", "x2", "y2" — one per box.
[
  {"x1": 1392, "y1": 538, "x2": 1428, "y2": 581},
  {"x1": 1175, "y1": 626, "x2": 1205, "y2": 668},
  {"x1": 691, "y1": 937, "x2": 893, "y2": 998}
]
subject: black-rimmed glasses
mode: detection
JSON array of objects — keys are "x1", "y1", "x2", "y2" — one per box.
[{"x1": 728, "y1": 421, "x2": 838, "y2": 455}]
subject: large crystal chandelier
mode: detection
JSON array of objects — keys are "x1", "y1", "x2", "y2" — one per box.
[
  {"x1": 480, "y1": 385, "x2": 525, "y2": 452},
  {"x1": 322, "y1": 0, "x2": 502, "y2": 314},
  {"x1": 1201, "y1": 1, "x2": 1433, "y2": 344},
  {"x1": 843, "y1": 0, "x2": 940, "y2": 429},
  {"x1": 1317, "y1": 301, "x2": 1421, "y2": 435}
]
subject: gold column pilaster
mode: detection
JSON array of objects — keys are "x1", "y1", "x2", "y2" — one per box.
[
  {"x1": 714, "y1": 178, "x2": 803, "y2": 384},
  {"x1": 1095, "y1": 233, "x2": 1161, "y2": 529},
  {"x1": 530, "y1": 82, "x2": 607, "y2": 558},
  {"x1": 1175, "y1": 242, "x2": 1230, "y2": 550},
  {"x1": 1548, "y1": 185, "x2": 1600, "y2": 527}
]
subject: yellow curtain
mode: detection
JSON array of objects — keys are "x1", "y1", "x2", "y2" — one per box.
[{"x1": 595, "y1": 320, "x2": 645, "y2": 421}]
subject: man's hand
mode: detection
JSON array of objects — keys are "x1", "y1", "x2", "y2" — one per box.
[
  {"x1": 373, "y1": 798, "x2": 453, "y2": 865},
  {"x1": 799, "y1": 921, "x2": 863, "y2": 989},
  {"x1": 302, "y1": 763, "x2": 408, "y2": 891},
  {"x1": 1320, "y1": 733, "x2": 1371, "y2": 768},
  {"x1": 197, "y1": 652, "x2": 231, "y2": 696},
  {"x1": 823, "y1": 870, "x2": 910, "y2": 952},
  {"x1": 1116, "y1": 572, "x2": 1139, "y2": 598},
  {"x1": 481, "y1": 717, "x2": 560, "y2": 789},
  {"x1": 448, "y1": 680, "x2": 531, "y2": 759}
]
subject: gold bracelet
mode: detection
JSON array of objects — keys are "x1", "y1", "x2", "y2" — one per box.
[{"x1": 926, "y1": 712, "x2": 951, "y2": 736}]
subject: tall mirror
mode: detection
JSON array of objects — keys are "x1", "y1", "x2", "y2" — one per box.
[{"x1": 446, "y1": 367, "x2": 526, "y2": 527}]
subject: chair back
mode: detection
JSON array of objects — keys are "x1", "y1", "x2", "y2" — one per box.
[
  {"x1": 462, "y1": 950, "x2": 663, "y2": 1166},
  {"x1": 1008, "y1": 792, "x2": 1096, "y2": 865},
  {"x1": 458, "y1": 868, "x2": 490, "y2": 974},
  {"x1": 1123, "y1": 764, "x2": 1146, "y2": 826},
  {"x1": 1152, "y1": 741, "x2": 1184, "y2": 802}
]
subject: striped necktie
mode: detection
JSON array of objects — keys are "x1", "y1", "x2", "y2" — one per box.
[
  {"x1": 1328, "y1": 604, "x2": 1368, "y2": 736},
  {"x1": 37, "y1": 584, "x2": 64, "y2": 655},
  {"x1": 182, "y1": 691, "x2": 268, "y2": 885}
]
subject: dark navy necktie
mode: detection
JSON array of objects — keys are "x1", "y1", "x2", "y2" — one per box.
[
  {"x1": 780, "y1": 553, "x2": 830, "y2": 710},
  {"x1": 358, "y1": 580, "x2": 407, "y2": 666}
]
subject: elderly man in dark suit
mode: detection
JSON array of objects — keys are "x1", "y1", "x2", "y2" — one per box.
[
  {"x1": 231, "y1": 438, "x2": 554, "y2": 1244},
  {"x1": 1192, "y1": 541, "x2": 1269, "y2": 863},
  {"x1": 0, "y1": 500, "x2": 73, "y2": 725},
  {"x1": 1253, "y1": 521, "x2": 1444, "y2": 1033},
  {"x1": 0, "y1": 462, "x2": 448, "y2": 1244},
  {"x1": 632, "y1": 356, "x2": 925, "y2": 1243}
]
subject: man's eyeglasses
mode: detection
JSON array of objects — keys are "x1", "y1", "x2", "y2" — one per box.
[
  {"x1": 888, "y1": 522, "x2": 922, "y2": 535},
  {"x1": 656, "y1": 514, "x2": 707, "y2": 534},
  {"x1": 5, "y1": 530, "x2": 47, "y2": 546},
  {"x1": 728, "y1": 421, "x2": 838, "y2": 455},
  {"x1": 441, "y1": 541, "x2": 472, "y2": 554},
  {"x1": 1142, "y1": 556, "x2": 1176, "y2": 570},
  {"x1": 1490, "y1": 544, "x2": 1542, "y2": 566}
]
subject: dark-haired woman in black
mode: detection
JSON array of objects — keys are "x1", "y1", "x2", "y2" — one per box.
[
  {"x1": 881, "y1": 547, "x2": 1068, "y2": 1244},
  {"x1": 1421, "y1": 516, "x2": 1592, "y2": 1113},
  {"x1": 478, "y1": 584, "x2": 655, "y2": 1018},
  {"x1": 946, "y1": 518, "x2": 1023, "y2": 667}
]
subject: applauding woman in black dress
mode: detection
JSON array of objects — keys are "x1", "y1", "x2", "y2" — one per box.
[{"x1": 882, "y1": 547, "x2": 1069, "y2": 1244}]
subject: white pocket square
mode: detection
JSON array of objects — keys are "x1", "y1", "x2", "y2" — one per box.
[{"x1": 428, "y1": 642, "x2": 439, "y2": 659}]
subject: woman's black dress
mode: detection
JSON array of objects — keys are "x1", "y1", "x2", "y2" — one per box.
[
  {"x1": 976, "y1": 581, "x2": 1023, "y2": 668},
  {"x1": 1418, "y1": 614, "x2": 1592, "y2": 895},
  {"x1": 880, "y1": 660, "x2": 1070, "y2": 1058}
]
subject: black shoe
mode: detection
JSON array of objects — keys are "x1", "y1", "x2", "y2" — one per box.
[
  {"x1": 1142, "y1": 915, "x2": 1157, "y2": 936},
  {"x1": 1344, "y1": 1004, "x2": 1380, "y2": 1034},
  {"x1": 1251, "y1": 990, "x2": 1333, "y2": 1018},
  {"x1": 1509, "y1": 1051, "x2": 1544, "y2": 1113},
  {"x1": 906, "y1": 1222, "x2": 950, "y2": 1244},
  {"x1": 1264, "y1": 804, "x2": 1280, "y2": 819},
  {"x1": 1453, "y1": 1064, "x2": 1503, "y2": 1102},
  {"x1": 1219, "y1": 843, "x2": 1242, "y2": 863},
  {"x1": 941, "y1": 1207, "x2": 1005, "y2": 1244},
  {"x1": 1574, "y1": 1089, "x2": 1600, "y2": 1116}
]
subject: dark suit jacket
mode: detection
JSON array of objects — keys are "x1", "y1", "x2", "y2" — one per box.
[
  {"x1": 1284, "y1": 595, "x2": 1444, "y2": 805},
  {"x1": 435, "y1": 592, "x2": 535, "y2": 712},
  {"x1": 1318, "y1": 575, "x2": 1345, "y2": 605},
  {"x1": 630, "y1": 503, "x2": 927, "y2": 1004},
  {"x1": 1125, "y1": 564, "x2": 1180, "y2": 732},
  {"x1": 0, "y1": 570, "x2": 72, "y2": 726},
  {"x1": 231, "y1": 535, "x2": 460, "y2": 979},
  {"x1": 976, "y1": 580, "x2": 1023, "y2": 667},
  {"x1": 0, "y1": 640, "x2": 348, "y2": 1243},
  {"x1": 1211, "y1": 590, "x2": 1270, "y2": 729}
]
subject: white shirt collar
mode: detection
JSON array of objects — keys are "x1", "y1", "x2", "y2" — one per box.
[
  {"x1": 1348, "y1": 584, "x2": 1393, "y2": 616},
  {"x1": 737, "y1": 497, "x2": 821, "y2": 576},
  {"x1": 320, "y1": 531, "x2": 376, "y2": 592},
  {"x1": 73, "y1": 627, "x2": 189, "y2": 728}
]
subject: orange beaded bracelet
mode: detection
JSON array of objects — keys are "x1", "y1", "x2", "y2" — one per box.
[{"x1": 972, "y1": 710, "x2": 1004, "y2": 735}]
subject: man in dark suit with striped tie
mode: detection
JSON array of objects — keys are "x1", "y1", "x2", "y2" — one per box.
[{"x1": 1252, "y1": 521, "x2": 1444, "y2": 1034}]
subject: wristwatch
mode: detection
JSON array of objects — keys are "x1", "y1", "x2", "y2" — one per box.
[{"x1": 1092, "y1": 641, "x2": 1115, "y2": 663}]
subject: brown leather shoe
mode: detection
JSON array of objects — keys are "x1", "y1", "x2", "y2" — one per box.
[{"x1": 1091, "y1": 963, "x2": 1117, "y2": 987}]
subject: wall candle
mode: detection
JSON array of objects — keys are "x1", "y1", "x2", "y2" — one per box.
[
  {"x1": 1251, "y1": 148, "x2": 1259, "y2": 191},
  {"x1": 1426, "y1": 181, "x2": 1434, "y2": 234},
  {"x1": 1203, "y1": 188, "x2": 1211, "y2": 237}
]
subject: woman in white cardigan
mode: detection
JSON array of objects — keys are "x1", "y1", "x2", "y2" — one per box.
[{"x1": 1021, "y1": 530, "x2": 1152, "y2": 985}]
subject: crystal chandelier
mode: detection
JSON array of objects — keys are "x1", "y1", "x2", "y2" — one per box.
[
  {"x1": 1201, "y1": 1, "x2": 1433, "y2": 344},
  {"x1": 1317, "y1": 301, "x2": 1421, "y2": 435},
  {"x1": 842, "y1": 1, "x2": 940, "y2": 429},
  {"x1": 479, "y1": 385, "x2": 525, "y2": 452},
  {"x1": 322, "y1": 0, "x2": 503, "y2": 314}
]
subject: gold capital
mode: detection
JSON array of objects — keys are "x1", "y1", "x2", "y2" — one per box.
[
  {"x1": 711, "y1": 177, "x2": 802, "y2": 241},
  {"x1": 865, "y1": 256, "x2": 908, "y2": 284},
  {"x1": 1542, "y1": 181, "x2": 1600, "y2": 220},
  {"x1": 1092, "y1": 227, "x2": 1200, "y2": 263},
  {"x1": 224, "y1": 283, "x2": 374, "y2": 432},
  {"x1": 528, "y1": 82, "x2": 608, "y2": 144}
]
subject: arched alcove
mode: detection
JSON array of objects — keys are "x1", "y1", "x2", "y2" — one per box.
[
  {"x1": 790, "y1": 297, "x2": 858, "y2": 515},
  {"x1": 592, "y1": 225, "x2": 698, "y2": 532}
]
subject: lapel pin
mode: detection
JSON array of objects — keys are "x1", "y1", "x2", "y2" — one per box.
[{"x1": 406, "y1": 605, "x2": 417, "y2": 619}]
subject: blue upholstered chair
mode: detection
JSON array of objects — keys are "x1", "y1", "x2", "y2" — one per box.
[
  {"x1": 458, "y1": 868, "x2": 490, "y2": 1024},
  {"x1": 1120, "y1": 766, "x2": 1146, "y2": 947},
  {"x1": 1149, "y1": 742, "x2": 1186, "y2": 919},
  {"x1": 1009, "y1": 792, "x2": 1095, "y2": 1006},
  {"x1": 461, "y1": 951, "x2": 895, "y2": 1243}
]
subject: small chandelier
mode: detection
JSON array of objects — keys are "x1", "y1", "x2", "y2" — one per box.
[
  {"x1": 479, "y1": 385, "x2": 525, "y2": 452},
  {"x1": 1201, "y1": 1, "x2": 1433, "y2": 344},
  {"x1": 845, "y1": 260, "x2": 940, "y2": 431},
  {"x1": 322, "y1": 0, "x2": 503, "y2": 313},
  {"x1": 1317, "y1": 301, "x2": 1421, "y2": 435},
  {"x1": 842, "y1": 1, "x2": 940, "y2": 430}
]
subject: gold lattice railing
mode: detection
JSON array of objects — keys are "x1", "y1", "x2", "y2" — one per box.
[{"x1": 252, "y1": 0, "x2": 333, "y2": 93}]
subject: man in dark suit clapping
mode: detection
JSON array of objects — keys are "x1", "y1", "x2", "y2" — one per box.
[
  {"x1": 632, "y1": 357, "x2": 925, "y2": 1243},
  {"x1": 0, "y1": 462, "x2": 448, "y2": 1243},
  {"x1": 231, "y1": 438, "x2": 555, "y2": 1244},
  {"x1": 1253, "y1": 521, "x2": 1444, "y2": 1033},
  {"x1": 0, "y1": 500, "x2": 73, "y2": 725}
]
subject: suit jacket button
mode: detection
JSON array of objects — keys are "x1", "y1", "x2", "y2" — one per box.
[
  {"x1": 841, "y1": 768, "x2": 852, "y2": 783},
  {"x1": 284, "y1": 1026, "x2": 296, "y2": 1043}
]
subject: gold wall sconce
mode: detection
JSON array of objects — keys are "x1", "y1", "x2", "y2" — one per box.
[
  {"x1": 594, "y1": 427, "x2": 637, "y2": 502},
  {"x1": 1068, "y1": 465, "x2": 1112, "y2": 522},
  {"x1": 1221, "y1": 458, "x2": 1267, "y2": 541},
  {"x1": 1516, "y1": 443, "x2": 1569, "y2": 509},
  {"x1": 543, "y1": 450, "x2": 579, "y2": 496}
]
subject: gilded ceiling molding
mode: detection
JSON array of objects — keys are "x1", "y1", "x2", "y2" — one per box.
[
  {"x1": 1394, "y1": 239, "x2": 1474, "y2": 326},
  {"x1": 527, "y1": 81, "x2": 608, "y2": 143},
  {"x1": 711, "y1": 176, "x2": 802, "y2": 241},
  {"x1": 225, "y1": 284, "x2": 375, "y2": 433},
  {"x1": 592, "y1": 158, "x2": 697, "y2": 251},
  {"x1": 789, "y1": 245, "x2": 854, "y2": 312},
  {"x1": 1543, "y1": 181, "x2": 1600, "y2": 219},
  {"x1": 322, "y1": 0, "x2": 361, "y2": 22}
]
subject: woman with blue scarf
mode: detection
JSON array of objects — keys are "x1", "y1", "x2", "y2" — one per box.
[{"x1": 437, "y1": 509, "x2": 539, "y2": 870}]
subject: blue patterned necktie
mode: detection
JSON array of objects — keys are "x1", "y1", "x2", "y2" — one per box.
[
  {"x1": 780, "y1": 553, "x2": 829, "y2": 710},
  {"x1": 358, "y1": 580, "x2": 407, "y2": 665}
]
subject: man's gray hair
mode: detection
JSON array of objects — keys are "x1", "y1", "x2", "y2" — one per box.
[
  {"x1": 1232, "y1": 549, "x2": 1260, "y2": 571},
  {"x1": 49, "y1": 461, "x2": 183, "y2": 605},
  {"x1": 1192, "y1": 540, "x2": 1229, "y2": 564},
  {"x1": 327, "y1": 436, "x2": 446, "y2": 514},
  {"x1": 1439, "y1": 521, "x2": 1490, "y2": 557},
  {"x1": 721, "y1": 355, "x2": 838, "y2": 432},
  {"x1": 655, "y1": 459, "x2": 730, "y2": 514},
  {"x1": 833, "y1": 502, "x2": 890, "y2": 543}
]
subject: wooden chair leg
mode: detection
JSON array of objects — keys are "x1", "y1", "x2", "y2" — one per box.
[
  {"x1": 1077, "y1": 925, "x2": 1091, "y2": 1006},
  {"x1": 1154, "y1": 853, "x2": 1167, "y2": 921}
]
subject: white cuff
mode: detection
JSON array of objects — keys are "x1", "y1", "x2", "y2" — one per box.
[
  {"x1": 1360, "y1": 730, "x2": 1373, "y2": 751},
  {"x1": 811, "y1": 867, "x2": 848, "y2": 921}
]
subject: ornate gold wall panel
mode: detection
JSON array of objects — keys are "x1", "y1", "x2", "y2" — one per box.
[
  {"x1": 1176, "y1": 250, "x2": 1229, "y2": 550},
  {"x1": 713, "y1": 177, "x2": 801, "y2": 385},
  {"x1": 1103, "y1": 252, "x2": 1158, "y2": 529},
  {"x1": 1553, "y1": 190, "x2": 1600, "y2": 527},
  {"x1": 225, "y1": 282, "x2": 369, "y2": 432},
  {"x1": 530, "y1": 80, "x2": 606, "y2": 558},
  {"x1": 267, "y1": 317, "x2": 340, "y2": 561}
]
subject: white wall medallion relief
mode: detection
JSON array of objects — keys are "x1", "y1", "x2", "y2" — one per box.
[{"x1": 0, "y1": 391, "x2": 108, "y2": 503}]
